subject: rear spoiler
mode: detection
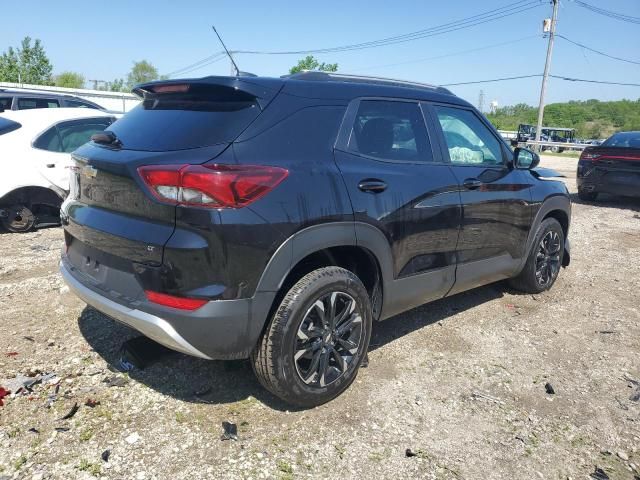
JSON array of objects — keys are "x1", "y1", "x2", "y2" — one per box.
[{"x1": 132, "y1": 76, "x2": 284, "y2": 110}]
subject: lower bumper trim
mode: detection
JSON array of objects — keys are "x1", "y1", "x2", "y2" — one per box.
[{"x1": 60, "y1": 261, "x2": 212, "y2": 359}]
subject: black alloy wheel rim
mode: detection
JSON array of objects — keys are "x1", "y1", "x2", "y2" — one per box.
[
  {"x1": 535, "y1": 230, "x2": 561, "y2": 287},
  {"x1": 294, "y1": 291, "x2": 363, "y2": 388}
]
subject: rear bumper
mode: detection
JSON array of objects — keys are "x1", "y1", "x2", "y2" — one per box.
[
  {"x1": 60, "y1": 257, "x2": 275, "y2": 360},
  {"x1": 577, "y1": 172, "x2": 640, "y2": 197}
]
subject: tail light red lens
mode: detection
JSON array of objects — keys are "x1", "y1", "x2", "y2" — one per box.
[
  {"x1": 579, "y1": 151, "x2": 601, "y2": 161},
  {"x1": 137, "y1": 164, "x2": 288, "y2": 208},
  {"x1": 145, "y1": 290, "x2": 207, "y2": 310}
]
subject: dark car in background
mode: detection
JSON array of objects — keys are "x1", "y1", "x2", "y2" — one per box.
[
  {"x1": 0, "y1": 88, "x2": 105, "y2": 112},
  {"x1": 577, "y1": 131, "x2": 640, "y2": 201},
  {"x1": 59, "y1": 73, "x2": 571, "y2": 406}
]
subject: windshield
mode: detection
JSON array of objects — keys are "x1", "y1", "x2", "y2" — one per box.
[{"x1": 602, "y1": 132, "x2": 640, "y2": 148}]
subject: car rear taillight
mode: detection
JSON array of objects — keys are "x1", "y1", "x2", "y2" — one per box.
[
  {"x1": 579, "y1": 151, "x2": 601, "y2": 161},
  {"x1": 145, "y1": 290, "x2": 207, "y2": 310},
  {"x1": 137, "y1": 164, "x2": 288, "y2": 208}
]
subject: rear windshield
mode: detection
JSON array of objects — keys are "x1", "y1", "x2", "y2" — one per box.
[
  {"x1": 602, "y1": 132, "x2": 640, "y2": 148},
  {"x1": 106, "y1": 84, "x2": 261, "y2": 151},
  {"x1": 0, "y1": 117, "x2": 21, "y2": 135}
]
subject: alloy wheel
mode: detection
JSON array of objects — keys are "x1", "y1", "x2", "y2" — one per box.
[
  {"x1": 294, "y1": 291, "x2": 363, "y2": 388},
  {"x1": 535, "y1": 230, "x2": 561, "y2": 288}
]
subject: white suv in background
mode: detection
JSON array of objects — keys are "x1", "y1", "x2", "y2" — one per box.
[{"x1": 0, "y1": 108, "x2": 116, "y2": 232}]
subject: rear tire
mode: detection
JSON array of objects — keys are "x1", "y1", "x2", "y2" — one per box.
[
  {"x1": 251, "y1": 267, "x2": 372, "y2": 407},
  {"x1": 1, "y1": 204, "x2": 35, "y2": 233},
  {"x1": 509, "y1": 218, "x2": 564, "y2": 294},
  {"x1": 578, "y1": 189, "x2": 598, "y2": 202}
]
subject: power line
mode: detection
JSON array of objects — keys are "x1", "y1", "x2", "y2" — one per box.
[
  {"x1": 549, "y1": 75, "x2": 640, "y2": 87},
  {"x1": 440, "y1": 74, "x2": 542, "y2": 86},
  {"x1": 557, "y1": 34, "x2": 640, "y2": 66},
  {"x1": 237, "y1": 1, "x2": 543, "y2": 54},
  {"x1": 165, "y1": 0, "x2": 542, "y2": 76},
  {"x1": 353, "y1": 35, "x2": 540, "y2": 72},
  {"x1": 573, "y1": 0, "x2": 640, "y2": 25},
  {"x1": 165, "y1": 52, "x2": 226, "y2": 78},
  {"x1": 439, "y1": 74, "x2": 640, "y2": 87}
]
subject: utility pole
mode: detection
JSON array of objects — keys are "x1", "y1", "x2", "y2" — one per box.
[
  {"x1": 535, "y1": 0, "x2": 559, "y2": 150},
  {"x1": 478, "y1": 90, "x2": 485, "y2": 113}
]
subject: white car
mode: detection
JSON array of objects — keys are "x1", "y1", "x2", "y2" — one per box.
[{"x1": 0, "y1": 108, "x2": 116, "y2": 232}]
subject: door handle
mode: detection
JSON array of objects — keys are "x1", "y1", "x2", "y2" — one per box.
[
  {"x1": 358, "y1": 179, "x2": 387, "y2": 193},
  {"x1": 463, "y1": 178, "x2": 483, "y2": 190},
  {"x1": 46, "y1": 164, "x2": 55, "y2": 168}
]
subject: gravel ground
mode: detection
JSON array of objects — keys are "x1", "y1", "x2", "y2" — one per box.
[{"x1": 0, "y1": 155, "x2": 639, "y2": 480}]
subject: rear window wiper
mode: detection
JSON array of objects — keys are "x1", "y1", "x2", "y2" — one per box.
[{"x1": 91, "y1": 131, "x2": 122, "y2": 148}]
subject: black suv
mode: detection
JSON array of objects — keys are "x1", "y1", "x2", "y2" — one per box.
[{"x1": 60, "y1": 73, "x2": 571, "y2": 406}]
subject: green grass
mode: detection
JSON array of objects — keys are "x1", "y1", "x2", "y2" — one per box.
[
  {"x1": 77, "y1": 459, "x2": 101, "y2": 476},
  {"x1": 13, "y1": 455, "x2": 27, "y2": 470},
  {"x1": 277, "y1": 459, "x2": 294, "y2": 479},
  {"x1": 79, "y1": 427, "x2": 94, "y2": 442}
]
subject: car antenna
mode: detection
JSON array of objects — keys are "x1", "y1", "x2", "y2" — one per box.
[{"x1": 212, "y1": 25, "x2": 240, "y2": 76}]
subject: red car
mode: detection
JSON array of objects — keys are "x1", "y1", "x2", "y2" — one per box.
[{"x1": 577, "y1": 131, "x2": 640, "y2": 201}]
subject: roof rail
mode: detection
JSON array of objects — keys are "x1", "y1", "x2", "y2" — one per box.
[{"x1": 282, "y1": 71, "x2": 453, "y2": 95}]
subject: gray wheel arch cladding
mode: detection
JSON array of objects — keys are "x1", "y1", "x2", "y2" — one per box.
[
  {"x1": 519, "y1": 194, "x2": 571, "y2": 273},
  {"x1": 254, "y1": 221, "x2": 393, "y2": 304}
]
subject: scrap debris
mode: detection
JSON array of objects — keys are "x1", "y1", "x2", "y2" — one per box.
[
  {"x1": 590, "y1": 467, "x2": 610, "y2": 480},
  {"x1": 623, "y1": 375, "x2": 640, "y2": 402},
  {"x1": 119, "y1": 336, "x2": 173, "y2": 371},
  {"x1": 471, "y1": 391, "x2": 505, "y2": 405},
  {"x1": 221, "y1": 421, "x2": 238, "y2": 441},
  {"x1": 59, "y1": 402, "x2": 79, "y2": 420},
  {"x1": 545, "y1": 383, "x2": 555, "y2": 395},
  {"x1": 0, "y1": 386, "x2": 10, "y2": 406},
  {"x1": 103, "y1": 376, "x2": 128, "y2": 388}
]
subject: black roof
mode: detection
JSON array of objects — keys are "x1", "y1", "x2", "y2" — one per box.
[
  {"x1": 283, "y1": 71, "x2": 453, "y2": 95},
  {"x1": 139, "y1": 72, "x2": 470, "y2": 108}
]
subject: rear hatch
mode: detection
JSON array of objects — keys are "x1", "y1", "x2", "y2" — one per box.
[
  {"x1": 589, "y1": 147, "x2": 640, "y2": 189},
  {"x1": 63, "y1": 77, "x2": 283, "y2": 267}
]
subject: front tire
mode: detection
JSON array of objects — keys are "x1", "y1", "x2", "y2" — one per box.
[
  {"x1": 252, "y1": 267, "x2": 372, "y2": 407},
  {"x1": 509, "y1": 218, "x2": 564, "y2": 294}
]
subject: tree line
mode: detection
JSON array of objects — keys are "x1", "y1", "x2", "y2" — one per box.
[
  {"x1": 0, "y1": 37, "x2": 339, "y2": 93},
  {"x1": 0, "y1": 37, "x2": 167, "y2": 92},
  {"x1": 486, "y1": 99, "x2": 640, "y2": 139}
]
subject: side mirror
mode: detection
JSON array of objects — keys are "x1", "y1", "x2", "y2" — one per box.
[{"x1": 514, "y1": 147, "x2": 540, "y2": 169}]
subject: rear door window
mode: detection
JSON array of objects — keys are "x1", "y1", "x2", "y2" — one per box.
[
  {"x1": 0, "y1": 97, "x2": 12, "y2": 111},
  {"x1": 33, "y1": 118, "x2": 113, "y2": 152},
  {"x1": 65, "y1": 99, "x2": 99, "y2": 109},
  {"x1": 58, "y1": 119, "x2": 113, "y2": 152},
  {"x1": 17, "y1": 97, "x2": 60, "y2": 109},
  {"x1": 33, "y1": 126, "x2": 62, "y2": 152},
  {"x1": 106, "y1": 84, "x2": 261, "y2": 151},
  {"x1": 0, "y1": 118, "x2": 21, "y2": 135},
  {"x1": 347, "y1": 100, "x2": 433, "y2": 163}
]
